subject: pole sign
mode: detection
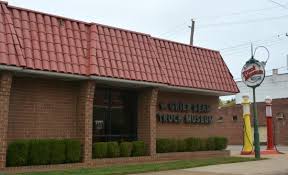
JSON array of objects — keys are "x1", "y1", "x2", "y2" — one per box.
[
  {"x1": 241, "y1": 59, "x2": 265, "y2": 87},
  {"x1": 241, "y1": 54, "x2": 266, "y2": 159}
]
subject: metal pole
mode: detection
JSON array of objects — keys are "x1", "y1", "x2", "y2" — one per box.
[
  {"x1": 190, "y1": 19, "x2": 195, "y2": 45},
  {"x1": 252, "y1": 87, "x2": 261, "y2": 158}
]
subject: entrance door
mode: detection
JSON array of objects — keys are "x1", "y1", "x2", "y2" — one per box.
[{"x1": 93, "y1": 88, "x2": 137, "y2": 142}]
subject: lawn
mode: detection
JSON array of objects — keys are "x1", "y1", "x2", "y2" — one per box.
[{"x1": 16, "y1": 157, "x2": 261, "y2": 175}]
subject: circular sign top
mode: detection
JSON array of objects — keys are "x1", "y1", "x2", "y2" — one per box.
[{"x1": 241, "y1": 59, "x2": 265, "y2": 88}]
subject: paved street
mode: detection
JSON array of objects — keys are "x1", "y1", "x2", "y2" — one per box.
[{"x1": 131, "y1": 145, "x2": 288, "y2": 175}]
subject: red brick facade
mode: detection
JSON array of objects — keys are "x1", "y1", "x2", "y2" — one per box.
[
  {"x1": 8, "y1": 77, "x2": 80, "y2": 141},
  {"x1": 0, "y1": 74, "x2": 236, "y2": 171},
  {"x1": 7, "y1": 77, "x2": 98, "y2": 163},
  {"x1": 0, "y1": 72, "x2": 12, "y2": 169}
]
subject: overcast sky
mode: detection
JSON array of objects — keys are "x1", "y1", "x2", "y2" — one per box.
[{"x1": 6, "y1": 0, "x2": 288, "y2": 80}]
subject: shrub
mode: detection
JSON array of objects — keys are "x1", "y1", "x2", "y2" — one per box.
[
  {"x1": 214, "y1": 137, "x2": 228, "y2": 150},
  {"x1": 169, "y1": 139, "x2": 178, "y2": 152},
  {"x1": 65, "y1": 139, "x2": 81, "y2": 163},
  {"x1": 206, "y1": 137, "x2": 216, "y2": 150},
  {"x1": 131, "y1": 141, "x2": 146, "y2": 156},
  {"x1": 50, "y1": 140, "x2": 66, "y2": 164},
  {"x1": 107, "y1": 142, "x2": 120, "y2": 158},
  {"x1": 28, "y1": 140, "x2": 51, "y2": 165},
  {"x1": 93, "y1": 142, "x2": 108, "y2": 158},
  {"x1": 119, "y1": 142, "x2": 133, "y2": 157},
  {"x1": 185, "y1": 137, "x2": 201, "y2": 151},
  {"x1": 156, "y1": 139, "x2": 177, "y2": 153},
  {"x1": 177, "y1": 139, "x2": 186, "y2": 152},
  {"x1": 7, "y1": 139, "x2": 82, "y2": 166},
  {"x1": 199, "y1": 138, "x2": 208, "y2": 151},
  {"x1": 6, "y1": 140, "x2": 29, "y2": 167},
  {"x1": 156, "y1": 139, "x2": 170, "y2": 153}
]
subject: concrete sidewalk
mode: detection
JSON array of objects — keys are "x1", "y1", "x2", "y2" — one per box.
[
  {"x1": 184, "y1": 154, "x2": 288, "y2": 175},
  {"x1": 131, "y1": 145, "x2": 288, "y2": 175}
]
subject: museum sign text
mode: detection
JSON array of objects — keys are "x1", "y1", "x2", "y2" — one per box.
[{"x1": 156, "y1": 103, "x2": 213, "y2": 125}]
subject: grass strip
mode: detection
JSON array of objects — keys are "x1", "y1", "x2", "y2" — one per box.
[{"x1": 17, "y1": 157, "x2": 263, "y2": 175}]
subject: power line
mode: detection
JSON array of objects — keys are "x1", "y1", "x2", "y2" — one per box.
[
  {"x1": 221, "y1": 40, "x2": 283, "y2": 55},
  {"x1": 268, "y1": 0, "x2": 288, "y2": 9},
  {"x1": 198, "y1": 13, "x2": 288, "y2": 29},
  {"x1": 196, "y1": 6, "x2": 280, "y2": 21},
  {"x1": 158, "y1": 0, "x2": 288, "y2": 41},
  {"x1": 219, "y1": 33, "x2": 286, "y2": 51},
  {"x1": 159, "y1": 13, "x2": 288, "y2": 41},
  {"x1": 222, "y1": 39, "x2": 287, "y2": 56},
  {"x1": 159, "y1": 22, "x2": 189, "y2": 37},
  {"x1": 220, "y1": 35, "x2": 288, "y2": 56},
  {"x1": 160, "y1": 5, "x2": 280, "y2": 37}
]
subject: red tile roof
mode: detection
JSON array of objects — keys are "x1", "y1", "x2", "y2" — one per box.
[{"x1": 0, "y1": 2, "x2": 239, "y2": 93}]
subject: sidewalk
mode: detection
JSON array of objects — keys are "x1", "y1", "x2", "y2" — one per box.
[
  {"x1": 184, "y1": 154, "x2": 288, "y2": 175},
  {"x1": 131, "y1": 145, "x2": 288, "y2": 175}
]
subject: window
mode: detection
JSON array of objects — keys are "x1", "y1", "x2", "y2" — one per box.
[
  {"x1": 232, "y1": 115, "x2": 238, "y2": 121},
  {"x1": 92, "y1": 88, "x2": 137, "y2": 142}
]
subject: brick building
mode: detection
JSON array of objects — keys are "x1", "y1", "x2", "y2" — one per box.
[
  {"x1": 218, "y1": 98, "x2": 288, "y2": 145},
  {"x1": 0, "y1": 1, "x2": 238, "y2": 169},
  {"x1": 218, "y1": 71, "x2": 288, "y2": 146}
]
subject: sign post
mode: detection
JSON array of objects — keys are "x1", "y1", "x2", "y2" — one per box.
[{"x1": 241, "y1": 45, "x2": 266, "y2": 159}]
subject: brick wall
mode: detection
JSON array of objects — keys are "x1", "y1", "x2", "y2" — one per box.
[
  {"x1": 218, "y1": 99, "x2": 288, "y2": 145},
  {"x1": 8, "y1": 77, "x2": 80, "y2": 141},
  {"x1": 7, "y1": 77, "x2": 98, "y2": 163},
  {"x1": 137, "y1": 88, "x2": 158, "y2": 156},
  {"x1": 156, "y1": 91, "x2": 243, "y2": 144},
  {"x1": 0, "y1": 72, "x2": 12, "y2": 169}
]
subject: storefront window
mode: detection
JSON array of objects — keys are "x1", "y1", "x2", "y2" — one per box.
[{"x1": 93, "y1": 88, "x2": 137, "y2": 142}]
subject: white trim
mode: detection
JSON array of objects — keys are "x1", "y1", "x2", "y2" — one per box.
[{"x1": 0, "y1": 65, "x2": 235, "y2": 95}]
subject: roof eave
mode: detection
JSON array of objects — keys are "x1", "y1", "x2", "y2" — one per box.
[
  {"x1": 0, "y1": 65, "x2": 236, "y2": 96},
  {"x1": 89, "y1": 76, "x2": 237, "y2": 96}
]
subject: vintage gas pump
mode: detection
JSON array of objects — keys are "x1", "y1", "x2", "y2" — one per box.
[
  {"x1": 241, "y1": 95, "x2": 253, "y2": 155},
  {"x1": 261, "y1": 96, "x2": 279, "y2": 154}
]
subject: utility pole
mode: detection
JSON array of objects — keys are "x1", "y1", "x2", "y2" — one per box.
[{"x1": 189, "y1": 19, "x2": 195, "y2": 45}]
